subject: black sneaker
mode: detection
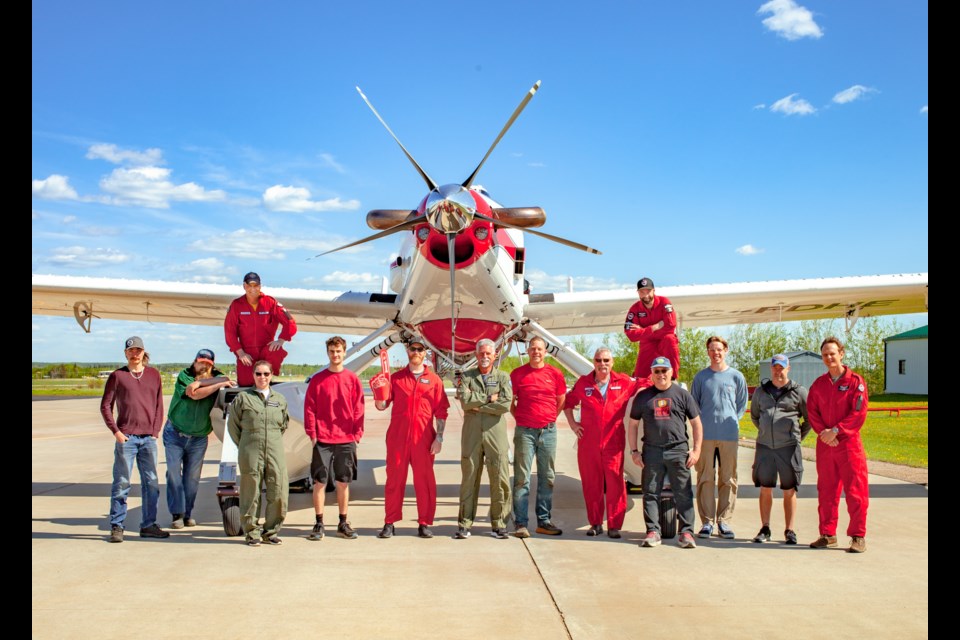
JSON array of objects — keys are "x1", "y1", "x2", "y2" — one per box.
[
  {"x1": 262, "y1": 535, "x2": 282, "y2": 545},
  {"x1": 171, "y1": 513, "x2": 185, "y2": 529},
  {"x1": 337, "y1": 521, "x2": 358, "y2": 539},
  {"x1": 417, "y1": 524, "x2": 434, "y2": 539},
  {"x1": 139, "y1": 524, "x2": 170, "y2": 539},
  {"x1": 490, "y1": 528, "x2": 509, "y2": 539},
  {"x1": 536, "y1": 521, "x2": 562, "y2": 536},
  {"x1": 607, "y1": 529, "x2": 622, "y2": 539},
  {"x1": 586, "y1": 524, "x2": 602, "y2": 537},
  {"x1": 377, "y1": 523, "x2": 395, "y2": 539},
  {"x1": 753, "y1": 525, "x2": 772, "y2": 543},
  {"x1": 308, "y1": 522, "x2": 325, "y2": 541},
  {"x1": 246, "y1": 536, "x2": 261, "y2": 546},
  {"x1": 784, "y1": 529, "x2": 798, "y2": 545},
  {"x1": 109, "y1": 525, "x2": 123, "y2": 543},
  {"x1": 454, "y1": 527, "x2": 471, "y2": 539}
]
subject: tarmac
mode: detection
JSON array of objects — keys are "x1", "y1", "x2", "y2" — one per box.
[{"x1": 33, "y1": 396, "x2": 928, "y2": 639}]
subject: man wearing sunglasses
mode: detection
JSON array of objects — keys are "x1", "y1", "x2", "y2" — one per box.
[
  {"x1": 563, "y1": 347, "x2": 640, "y2": 539},
  {"x1": 375, "y1": 335, "x2": 450, "y2": 539},
  {"x1": 627, "y1": 356, "x2": 703, "y2": 549}
]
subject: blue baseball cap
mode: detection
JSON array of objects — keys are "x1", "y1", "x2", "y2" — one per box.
[
  {"x1": 650, "y1": 356, "x2": 672, "y2": 370},
  {"x1": 195, "y1": 348, "x2": 215, "y2": 364},
  {"x1": 771, "y1": 354, "x2": 790, "y2": 368}
]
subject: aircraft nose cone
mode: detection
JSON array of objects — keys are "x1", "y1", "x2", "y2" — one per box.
[{"x1": 426, "y1": 184, "x2": 475, "y2": 234}]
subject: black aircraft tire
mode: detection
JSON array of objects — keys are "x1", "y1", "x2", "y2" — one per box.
[
  {"x1": 221, "y1": 496, "x2": 242, "y2": 537},
  {"x1": 659, "y1": 496, "x2": 677, "y2": 539}
]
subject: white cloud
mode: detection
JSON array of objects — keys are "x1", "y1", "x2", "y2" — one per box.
[
  {"x1": 300, "y1": 271, "x2": 381, "y2": 289},
  {"x1": 262, "y1": 185, "x2": 361, "y2": 212},
  {"x1": 86, "y1": 143, "x2": 164, "y2": 166},
  {"x1": 770, "y1": 93, "x2": 816, "y2": 116},
  {"x1": 190, "y1": 229, "x2": 357, "y2": 260},
  {"x1": 753, "y1": 103, "x2": 767, "y2": 110},
  {"x1": 525, "y1": 269, "x2": 632, "y2": 293},
  {"x1": 758, "y1": 0, "x2": 823, "y2": 40},
  {"x1": 171, "y1": 257, "x2": 230, "y2": 283},
  {"x1": 99, "y1": 166, "x2": 228, "y2": 209},
  {"x1": 528, "y1": 162, "x2": 545, "y2": 168},
  {"x1": 62, "y1": 215, "x2": 77, "y2": 224},
  {"x1": 33, "y1": 175, "x2": 79, "y2": 200},
  {"x1": 318, "y1": 153, "x2": 346, "y2": 174},
  {"x1": 920, "y1": 105, "x2": 928, "y2": 114},
  {"x1": 735, "y1": 244, "x2": 764, "y2": 256},
  {"x1": 48, "y1": 246, "x2": 131, "y2": 268},
  {"x1": 832, "y1": 85, "x2": 878, "y2": 104}
]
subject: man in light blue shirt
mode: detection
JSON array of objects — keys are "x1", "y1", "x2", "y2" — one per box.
[{"x1": 690, "y1": 336, "x2": 748, "y2": 539}]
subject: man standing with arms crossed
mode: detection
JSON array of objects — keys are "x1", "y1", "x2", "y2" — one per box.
[
  {"x1": 624, "y1": 277, "x2": 680, "y2": 379},
  {"x1": 511, "y1": 336, "x2": 568, "y2": 538},
  {"x1": 454, "y1": 339, "x2": 513, "y2": 539},
  {"x1": 690, "y1": 336, "x2": 748, "y2": 540},
  {"x1": 304, "y1": 336, "x2": 365, "y2": 541},
  {"x1": 224, "y1": 271, "x2": 298, "y2": 387}
]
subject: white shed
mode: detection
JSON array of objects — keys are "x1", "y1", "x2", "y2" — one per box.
[
  {"x1": 884, "y1": 326, "x2": 928, "y2": 394},
  {"x1": 758, "y1": 351, "x2": 826, "y2": 390}
]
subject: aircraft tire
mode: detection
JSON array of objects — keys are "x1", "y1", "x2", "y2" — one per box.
[
  {"x1": 659, "y1": 496, "x2": 677, "y2": 539},
  {"x1": 221, "y1": 496, "x2": 242, "y2": 537}
]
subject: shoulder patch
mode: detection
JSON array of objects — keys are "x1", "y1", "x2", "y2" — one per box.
[
  {"x1": 858, "y1": 383, "x2": 864, "y2": 392},
  {"x1": 664, "y1": 304, "x2": 674, "y2": 313},
  {"x1": 627, "y1": 312, "x2": 634, "y2": 320}
]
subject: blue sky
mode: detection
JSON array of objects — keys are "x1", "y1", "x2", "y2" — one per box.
[{"x1": 32, "y1": 1, "x2": 928, "y2": 364}]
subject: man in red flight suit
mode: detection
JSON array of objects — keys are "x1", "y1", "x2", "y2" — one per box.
[
  {"x1": 374, "y1": 335, "x2": 450, "y2": 539},
  {"x1": 806, "y1": 336, "x2": 869, "y2": 554},
  {"x1": 224, "y1": 272, "x2": 297, "y2": 386},
  {"x1": 624, "y1": 277, "x2": 680, "y2": 380},
  {"x1": 563, "y1": 347, "x2": 639, "y2": 539}
]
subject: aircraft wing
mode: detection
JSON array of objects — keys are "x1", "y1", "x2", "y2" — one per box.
[
  {"x1": 31, "y1": 274, "x2": 398, "y2": 334},
  {"x1": 525, "y1": 273, "x2": 928, "y2": 335}
]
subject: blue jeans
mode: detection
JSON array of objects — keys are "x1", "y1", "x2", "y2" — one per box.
[
  {"x1": 512, "y1": 424, "x2": 557, "y2": 526},
  {"x1": 109, "y1": 434, "x2": 160, "y2": 530},
  {"x1": 162, "y1": 420, "x2": 209, "y2": 518}
]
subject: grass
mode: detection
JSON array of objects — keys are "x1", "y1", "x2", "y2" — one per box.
[{"x1": 739, "y1": 393, "x2": 928, "y2": 469}]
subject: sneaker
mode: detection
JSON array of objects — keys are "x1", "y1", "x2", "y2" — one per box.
[
  {"x1": 641, "y1": 530, "x2": 662, "y2": 547},
  {"x1": 417, "y1": 524, "x2": 433, "y2": 539},
  {"x1": 262, "y1": 535, "x2": 282, "y2": 545},
  {"x1": 308, "y1": 522, "x2": 325, "y2": 541},
  {"x1": 109, "y1": 525, "x2": 123, "y2": 543},
  {"x1": 171, "y1": 513, "x2": 185, "y2": 529},
  {"x1": 697, "y1": 523, "x2": 714, "y2": 538},
  {"x1": 809, "y1": 535, "x2": 838, "y2": 549},
  {"x1": 536, "y1": 521, "x2": 563, "y2": 536},
  {"x1": 454, "y1": 527, "x2": 471, "y2": 539},
  {"x1": 753, "y1": 526, "x2": 772, "y2": 543},
  {"x1": 246, "y1": 536, "x2": 261, "y2": 546},
  {"x1": 139, "y1": 524, "x2": 170, "y2": 539},
  {"x1": 607, "y1": 529, "x2": 621, "y2": 539},
  {"x1": 183, "y1": 517, "x2": 197, "y2": 527},
  {"x1": 784, "y1": 529, "x2": 798, "y2": 545},
  {"x1": 717, "y1": 522, "x2": 735, "y2": 539},
  {"x1": 847, "y1": 536, "x2": 866, "y2": 553},
  {"x1": 337, "y1": 521, "x2": 358, "y2": 539},
  {"x1": 490, "y1": 528, "x2": 509, "y2": 539},
  {"x1": 377, "y1": 523, "x2": 395, "y2": 539},
  {"x1": 513, "y1": 525, "x2": 531, "y2": 539},
  {"x1": 586, "y1": 524, "x2": 603, "y2": 537},
  {"x1": 678, "y1": 532, "x2": 697, "y2": 548}
]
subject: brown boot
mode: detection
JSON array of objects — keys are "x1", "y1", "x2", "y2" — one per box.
[{"x1": 847, "y1": 536, "x2": 866, "y2": 553}]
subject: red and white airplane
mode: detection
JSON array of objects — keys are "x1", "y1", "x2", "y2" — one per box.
[{"x1": 31, "y1": 81, "x2": 928, "y2": 534}]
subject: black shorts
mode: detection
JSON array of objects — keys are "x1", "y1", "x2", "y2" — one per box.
[
  {"x1": 752, "y1": 443, "x2": 803, "y2": 490},
  {"x1": 310, "y1": 442, "x2": 358, "y2": 485}
]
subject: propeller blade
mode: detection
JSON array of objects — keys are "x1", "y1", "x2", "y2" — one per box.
[
  {"x1": 462, "y1": 80, "x2": 541, "y2": 189},
  {"x1": 475, "y1": 212, "x2": 602, "y2": 255},
  {"x1": 312, "y1": 218, "x2": 421, "y2": 258},
  {"x1": 357, "y1": 86, "x2": 438, "y2": 191}
]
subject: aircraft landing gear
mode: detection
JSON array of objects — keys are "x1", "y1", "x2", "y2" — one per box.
[{"x1": 219, "y1": 493, "x2": 242, "y2": 537}]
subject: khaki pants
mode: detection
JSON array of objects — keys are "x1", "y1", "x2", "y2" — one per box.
[
  {"x1": 459, "y1": 422, "x2": 512, "y2": 529},
  {"x1": 694, "y1": 439, "x2": 739, "y2": 526}
]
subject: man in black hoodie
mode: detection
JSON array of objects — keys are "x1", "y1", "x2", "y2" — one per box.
[{"x1": 749, "y1": 354, "x2": 809, "y2": 545}]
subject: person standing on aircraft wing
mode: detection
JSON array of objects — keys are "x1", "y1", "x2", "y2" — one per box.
[
  {"x1": 454, "y1": 339, "x2": 513, "y2": 540},
  {"x1": 690, "y1": 336, "x2": 748, "y2": 540},
  {"x1": 375, "y1": 335, "x2": 450, "y2": 539},
  {"x1": 807, "y1": 337, "x2": 870, "y2": 554},
  {"x1": 624, "y1": 277, "x2": 681, "y2": 380},
  {"x1": 163, "y1": 348, "x2": 236, "y2": 530},
  {"x1": 228, "y1": 360, "x2": 290, "y2": 546},
  {"x1": 510, "y1": 336, "x2": 568, "y2": 538},
  {"x1": 304, "y1": 336, "x2": 365, "y2": 541},
  {"x1": 224, "y1": 272, "x2": 297, "y2": 387},
  {"x1": 563, "y1": 347, "x2": 639, "y2": 539},
  {"x1": 100, "y1": 336, "x2": 168, "y2": 543},
  {"x1": 627, "y1": 356, "x2": 703, "y2": 549}
]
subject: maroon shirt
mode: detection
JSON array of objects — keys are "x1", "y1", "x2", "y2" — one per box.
[{"x1": 100, "y1": 366, "x2": 165, "y2": 436}]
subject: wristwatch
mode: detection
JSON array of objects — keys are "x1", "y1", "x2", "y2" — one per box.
[
  {"x1": 630, "y1": 449, "x2": 640, "y2": 454},
  {"x1": 830, "y1": 427, "x2": 839, "y2": 434},
  {"x1": 436, "y1": 434, "x2": 444, "y2": 443}
]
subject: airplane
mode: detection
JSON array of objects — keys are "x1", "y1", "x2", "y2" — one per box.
[{"x1": 32, "y1": 81, "x2": 928, "y2": 536}]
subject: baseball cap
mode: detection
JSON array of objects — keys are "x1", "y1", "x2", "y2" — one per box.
[
  {"x1": 637, "y1": 277, "x2": 655, "y2": 290},
  {"x1": 195, "y1": 348, "x2": 216, "y2": 364},
  {"x1": 124, "y1": 336, "x2": 144, "y2": 350},
  {"x1": 407, "y1": 334, "x2": 426, "y2": 347},
  {"x1": 771, "y1": 353, "x2": 790, "y2": 368},
  {"x1": 243, "y1": 272, "x2": 261, "y2": 285},
  {"x1": 650, "y1": 356, "x2": 672, "y2": 370}
]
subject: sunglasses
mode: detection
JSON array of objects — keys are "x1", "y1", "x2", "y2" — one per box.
[
  {"x1": 254, "y1": 372, "x2": 271, "y2": 377},
  {"x1": 408, "y1": 346, "x2": 426, "y2": 352},
  {"x1": 594, "y1": 358, "x2": 612, "y2": 363},
  {"x1": 652, "y1": 369, "x2": 670, "y2": 374}
]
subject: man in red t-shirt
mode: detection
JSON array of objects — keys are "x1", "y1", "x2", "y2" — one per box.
[
  {"x1": 624, "y1": 277, "x2": 680, "y2": 379},
  {"x1": 510, "y1": 336, "x2": 568, "y2": 538},
  {"x1": 224, "y1": 271, "x2": 297, "y2": 386}
]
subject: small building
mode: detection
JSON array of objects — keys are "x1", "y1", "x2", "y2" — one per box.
[
  {"x1": 884, "y1": 325, "x2": 928, "y2": 394},
  {"x1": 758, "y1": 350, "x2": 826, "y2": 390}
]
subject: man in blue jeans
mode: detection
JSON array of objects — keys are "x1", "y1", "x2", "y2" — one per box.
[
  {"x1": 99, "y1": 336, "x2": 169, "y2": 543},
  {"x1": 510, "y1": 336, "x2": 568, "y2": 537},
  {"x1": 164, "y1": 348, "x2": 236, "y2": 529}
]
